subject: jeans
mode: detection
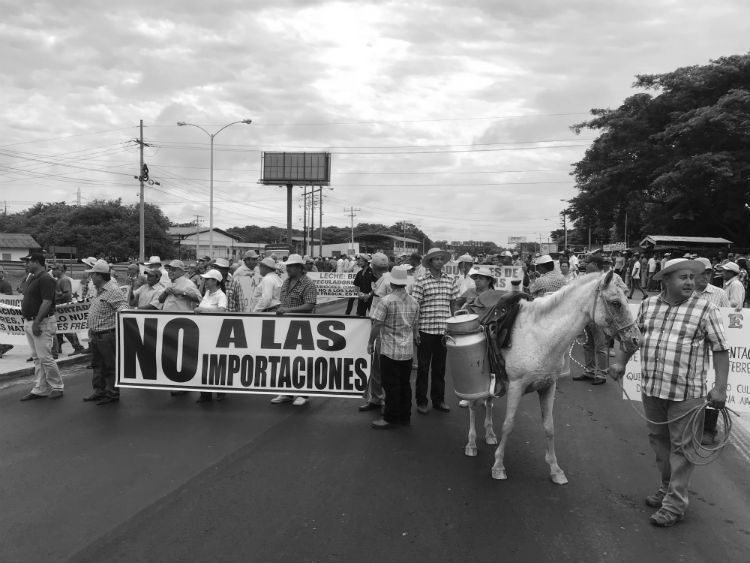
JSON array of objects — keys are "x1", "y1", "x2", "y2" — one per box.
[
  {"x1": 25, "y1": 318, "x2": 63, "y2": 395},
  {"x1": 356, "y1": 298, "x2": 371, "y2": 317},
  {"x1": 583, "y1": 323, "x2": 607, "y2": 378},
  {"x1": 363, "y1": 339, "x2": 384, "y2": 405},
  {"x1": 55, "y1": 331, "x2": 83, "y2": 354},
  {"x1": 381, "y1": 354, "x2": 413, "y2": 424},
  {"x1": 91, "y1": 331, "x2": 118, "y2": 398},
  {"x1": 416, "y1": 332, "x2": 446, "y2": 406},
  {"x1": 642, "y1": 394, "x2": 704, "y2": 515}
]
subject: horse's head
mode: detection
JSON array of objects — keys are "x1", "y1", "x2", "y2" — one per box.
[{"x1": 592, "y1": 271, "x2": 641, "y2": 354}]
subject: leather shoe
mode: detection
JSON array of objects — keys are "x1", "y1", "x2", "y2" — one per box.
[
  {"x1": 48, "y1": 390, "x2": 64, "y2": 399},
  {"x1": 96, "y1": 396, "x2": 119, "y2": 405},
  {"x1": 572, "y1": 373, "x2": 594, "y2": 381},
  {"x1": 358, "y1": 402, "x2": 381, "y2": 412},
  {"x1": 20, "y1": 392, "x2": 45, "y2": 401},
  {"x1": 591, "y1": 376, "x2": 606, "y2": 385},
  {"x1": 416, "y1": 404, "x2": 429, "y2": 414},
  {"x1": 371, "y1": 418, "x2": 394, "y2": 429},
  {"x1": 83, "y1": 393, "x2": 105, "y2": 402},
  {"x1": 433, "y1": 402, "x2": 451, "y2": 413}
]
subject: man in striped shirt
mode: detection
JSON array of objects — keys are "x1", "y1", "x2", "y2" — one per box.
[
  {"x1": 612, "y1": 258, "x2": 729, "y2": 528},
  {"x1": 411, "y1": 248, "x2": 459, "y2": 414}
]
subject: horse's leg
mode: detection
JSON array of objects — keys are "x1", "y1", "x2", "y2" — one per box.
[
  {"x1": 538, "y1": 381, "x2": 568, "y2": 485},
  {"x1": 465, "y1": 399, "x2": 478, "y2": 456},
  {"x1": 484, "y1": 397, "x2": 497, "y2": 445},
  {"x1": 492, "y1": 381, "x2": 524, "y2": 480}
]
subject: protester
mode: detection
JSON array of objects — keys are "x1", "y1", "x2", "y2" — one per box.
[
  {"x1": 352, "y1": 253, "x2": 375, "y2": 317},
  {"x1": 158, "y1": 260, "x2": 202, "y2": 312},
  {"x1": 560, "y1": 261, "x2": 577, "y2": 284},
  {"x1": 82, "y1": 259, "x2": 128, "y2": 405},
  {"x1": 0, "y1": 265, "x2": 12, "y2": 295},
  {"x1": 718, "y1": 261, "x2": 745, "y2": 310},
  {"x1": 358, "y1": 252, "x2": 391, "y2": 413},
  {"x1": 126, "y1": 262, "x2": 145, "y2": 291},
  {"x1": 693, "y1": 258, "x2": 729, "y2": 308},
  {"x1": 412, "y1": 247, "x2": 459, "y2": 414},
  {"x1": 251, "y1": 257, "x2": 282, "y2": 312},
  {"x1": 130, "y1": 269, "x2": 165, "y2": 310},
  {"x1": 628, "y1": 253, "x2": 648, "y2": 299},
  {"x1": 528, "y1": 255, "x2": 566, "y2": 297},
  {"x1": 142, "y1": 255, "x2": 170, "y2": 287},
  {"x1": 194, "y1": 269, "x2": 228, "y2": 404},
  {"x1": 407, "y1": 252, "x2": 426, "y2": 281},
  {"x1": 454, "y1": 253, "x2": 476, "y2": 309},
  {"x1": 611, "y1": 257, "x2": 729, "y2": 527},
  {"x1": 270, "y1": 254, "x2": 317, "y2": 406},
  {"x1": 368, "y1": 266, "x2": 420, "y2": 429},
  {"x1": 50, "y1": 263, "x2": 85, "y2": 357},
  {"x1": 572, "y1": 254, "x2": 608, "y2": 385},
  {"x1": 344, "y1": 253, "x2": 362, "y2": 315},
  {"x1": 18, "y1": 253, "x2": 64, "y2": 401},
  {"x1": 227, "y1": 250, "x2": 261, "y2": 312},
  {"x1": 79, "y1": 257, "x2": 97, "y2": 301}
]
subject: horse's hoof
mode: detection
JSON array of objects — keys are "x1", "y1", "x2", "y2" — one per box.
[
  {"x1": 550, "y1": 472, "x2": 568, "y2": 485},
  {"x1": 465, "y1": 446, "x2": 478, "y2": 457},
  {"x1": 491, "y1": 468, "x2": 507, "y2": 480},
  {"x1": 485, "y1": 436, "x2": 498, "y2": 445}
]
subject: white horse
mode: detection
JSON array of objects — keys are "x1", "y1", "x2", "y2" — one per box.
[{"x1": 462, "y1": 271, "x2": 641, "y2": 484}]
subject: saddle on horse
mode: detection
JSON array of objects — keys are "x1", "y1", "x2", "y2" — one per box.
[{"x1": 463, "y1": 291, "x2": 530, "y2": 398}]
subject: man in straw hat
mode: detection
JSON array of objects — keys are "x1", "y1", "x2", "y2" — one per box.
[
  {"x1": 82, "y1": 259, "x2": 128, "y2": 405},
  {"x1": 610, "y1": 257, "x2": 729, "y2": 527},
  {"x1": 251, "y1": 257, "x2": 283, "y2": 312},
  {"x1": 368, "y1": 265, "x2": 420, "y2": 429},
  {"x1": 717, "y1": 261, "x2": 745, "y2": 310},
  {"x1": 411, "y1": 247, "x2": 459, "y2": 414},
  {"x1": 528, "y1": 254, "x2": 566, "y2": 297}
]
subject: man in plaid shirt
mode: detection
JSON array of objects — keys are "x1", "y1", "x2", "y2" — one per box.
[
  {"x1": 611, "y1": 258, "x2": 729, "y2": 528},
  {"x1": 84, "y1": 260, "x2": 128, "y2": 405},
  {"x1": 411, "y1": 248, "x2": 459, "y2": 414}
]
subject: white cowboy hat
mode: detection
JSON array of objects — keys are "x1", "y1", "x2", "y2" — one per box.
[
  {"x1": 388, "y1": 265, "x2": 409, "y2": 286},
  {"x1": 200, "y1": 269, "x2": 223, "y2": 282},
  {"x1": 470, "y1": 265, "x2": 495, "y2": 279},
  {"x1": 422, "y1": 247, "x2": 451, "y2": 267},
  {"x1": 142, "y1": 255, "x2": 162, "y2": 266},
  {"x1": 501, "y1": 250, "x2": 513, "y2": 257},
  {"x1": 259, "y1": 257, "x2": 277, "y2": 270},
  {"x1": 81, "y1": 256, "x2": 98, "y2": 267},
  {"x1": 285, "y1": 254, "x2": 305, "y2": 266},
  {"x1": 213, "y1": 258, "x2": 230, "y2": 268},
  {"x1": 653, "y1": 258, "x2": 705, "y2": 280},
  {"x1": 243, "y1": 250, "x2": 260, "y2": 259},
  {"x1": 534, "y1": 254, "x2": 553, "y2": 265},
  {"x1": 85, "y1": 259, "x2": 111, "y2": 274}
]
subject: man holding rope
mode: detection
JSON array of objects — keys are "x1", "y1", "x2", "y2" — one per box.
[{"x1": 610, "y1": 257, "x2": 729, "y2": 528}]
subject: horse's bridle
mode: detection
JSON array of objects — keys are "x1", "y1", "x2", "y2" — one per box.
[{"x1": 591, "y1": 281, "x2": 636, "y2": 339}]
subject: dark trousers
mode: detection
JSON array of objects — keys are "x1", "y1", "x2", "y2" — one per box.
[
  {"x1": 91, "y1": 331, "x2": 118, "y2": 398},
  {"x1": 356, "y1": 298, "x2": 371, "y2": 317},
  {"x1": 344, "y1": 297, "x2": 356, "y2": 315},
  {"x1": 416, "y1": 331, "x2": 446, "y2": 406},
  {"x1": 381, "y1": 355, "x2": 413, "y2": 424},
  {"x1": 55, "y1": 332, "x2": 82, "y2": 353}
]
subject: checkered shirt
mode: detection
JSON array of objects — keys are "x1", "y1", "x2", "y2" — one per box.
[
  {"x1": 694, "y1": 285, "x2": 729, "y2": 309},
  {"x1": 370, "y1": 289, "x2": 420, "y2": 361},
  {"x1": 637, "y1": 293, "x2": 728, "y2": 401},
  {"x1": 280, "y1": 274, "x2": 317, "y2": 311},
  {"x1": 411, "y1": 270, "x2": 459, "y2": 334},
  {"x1": 88, "y1": 279, "x2": 127, "y2": 332},
  {"x1": 529, "y1": 271, "x2": 567, "y2": 297}
]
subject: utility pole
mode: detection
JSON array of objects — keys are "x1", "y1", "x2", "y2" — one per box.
[
  {"x1": 302, "y1": 187, "x2": 308, "y2": 256},
  {"x1": 194, "y1": 215, "x2": 203, "y2": 260},
  {"x1": 344, "y1": 206, "x2": 360, "y2": 254},
  {"x1": 139, "y1": 120, "x2": 145, "y2": 262},
  {"x1": 310, "y1": 188, "x2": 315, "y2": 257},
  {"x1": 318, "y1": 187, "x2": 323, "y2": 259}
]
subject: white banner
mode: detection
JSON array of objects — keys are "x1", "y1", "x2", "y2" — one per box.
[
  {"x1": 0, "y1": 301, "x2": 92, "y2": 335},
  {"x1": 622, "y1": 304, "x2": 750, "y2": 412},
  {"x1": 307, "y1": 272, "x2": 358, "y2": 303},
  {"x1": 117, "y1": 311, "x2": 371, "y2": 398}
]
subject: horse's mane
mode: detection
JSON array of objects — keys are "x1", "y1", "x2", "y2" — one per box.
[{"x1": 521, "y1": 272, "x2": 603, "y2": 320}]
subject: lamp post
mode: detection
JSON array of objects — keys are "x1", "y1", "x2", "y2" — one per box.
[
  {"x1": 177, "y1": 119, "x2": 252, "y2": 258},
  {"x1": 560, "y1": 199, "x2": 568, "y2": 251}
]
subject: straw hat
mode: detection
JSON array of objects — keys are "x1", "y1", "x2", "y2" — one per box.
[
  {"x1": 259, "y1": 257, "x2": 277, "y2": 270},
  {"x1": 285, "y1": 254, "x2": 305, "y2": 266},
  {"x1": 653, "y1": 258, "x2": 705, "y2": 280},
  {"x1": 85, "y1": 259, "x2": 111, "y2": 274},
  {"x1": 422, "y1": 247, "x2": 451, "y2": 267},
  {"x1": 388, "y1": 265, "x2": 409, "y2": 286}
]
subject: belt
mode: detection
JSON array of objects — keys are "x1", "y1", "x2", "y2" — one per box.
[{"x1": 92, "y1": 328, "x2": 116, "y2": 336}]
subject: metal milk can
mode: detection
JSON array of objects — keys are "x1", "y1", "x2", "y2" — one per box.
[{"x1": 445, "y1": 312, "x2": 495, "y2": 400}]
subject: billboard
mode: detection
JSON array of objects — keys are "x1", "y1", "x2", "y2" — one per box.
[
  {"x1": 508, "y1": 236, "x2": 527, "y2": 244},
  {"x1": 260, "y1": 152, "x2": 331, "y2": 185}
]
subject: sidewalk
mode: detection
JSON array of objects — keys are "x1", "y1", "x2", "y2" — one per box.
[{"x1": 0, "y1": 332, "x2": 91, "y2": 380}]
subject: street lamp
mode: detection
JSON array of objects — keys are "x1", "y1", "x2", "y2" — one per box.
[{"x1": 177, "y1": 119, "x2": 252, "y2": 258}]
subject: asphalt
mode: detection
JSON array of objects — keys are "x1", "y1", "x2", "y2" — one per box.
[{"x1": 1, "y1": 301, "x2": 749, "y2": 563}]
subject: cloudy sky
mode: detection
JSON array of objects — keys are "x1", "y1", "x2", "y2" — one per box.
[{"x1": 1, "y1": 0, "x2": 747, "y2": 246}]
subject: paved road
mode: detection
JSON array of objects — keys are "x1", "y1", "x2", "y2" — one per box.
[{"x1": 1, "y1": 305, "x2": 749, "y2": 562}]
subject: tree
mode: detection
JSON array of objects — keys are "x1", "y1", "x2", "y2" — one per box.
[{"x1": 569, "y1": 54, "x2": 750, "y2": 247}]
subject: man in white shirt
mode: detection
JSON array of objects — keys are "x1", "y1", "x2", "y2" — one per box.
[
  {"x1": 252, "y1": 257, "x2": 283, "y2": 312},
  {"x1": 130, "y1": 269, "x2": 164, "y2": 309},
  {"x1": 455, "y1": 254, "x2": 476, "y2": 309},
  {"x1": 719, "y1": 261, "x2": 745, "y2": 309},
  {"x1": 647, "y1": 255, "x2": 658, "y2": 290}
]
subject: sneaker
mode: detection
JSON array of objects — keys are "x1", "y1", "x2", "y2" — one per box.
[
  {"x1": 292, "y1": 396, "x2": 309, "y2": 406},
  {"x1": 459, "y1": 400, "x2": 470, "y2": 408},
  {"x1": 645, "y1": 490, "x2": 666, "y2": 508},
  {"x1": 416, "y1": 404, "x2": 429, "y2": 415},
  {"x1": 270, "y1": 395, "x2": 293, "y2": 404},
  {"x1": 649, "y1": 508, "x2": 684, "y2": 527}
]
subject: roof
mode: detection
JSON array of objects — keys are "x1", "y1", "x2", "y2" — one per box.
[
  {"x1": 639, "y1": 235, "x2": 733, "y2": 248},
  {"x1": 167, "y1": 227, "x2": 240, "y2": 241},
  {"x1": 0, "y1": 233, "x2": 41, "y2": 249},
  {"x1": 358, "y1": 232, "x2": 420, "y2": 244}
]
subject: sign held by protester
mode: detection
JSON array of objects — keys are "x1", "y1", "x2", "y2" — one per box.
[
  {"x1": 0, "y1": 301, "x2": 91, "y2": 335},
  {"x1": 622, "y1": 305, "x2": 750, "y2": 412},
  {"x1": 117, "y1": 311, "x2": 371, "y2": 398},
  {"x1": 307, "y1": 272, "x2": 358, "y2": 303}
]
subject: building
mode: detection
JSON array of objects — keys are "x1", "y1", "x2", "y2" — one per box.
[
  {"x1": 358, "y1": 233, "x2": 422, "y2": 257},
  {"x1": 167, "y1": 227, "x2": 265, "y2": 261},
  {"x1": 639, "y1": 235, "x2": 733, "y2": 255},
  {"x1": 0, "y1": 233, "x2": 42, "y2": 261}
]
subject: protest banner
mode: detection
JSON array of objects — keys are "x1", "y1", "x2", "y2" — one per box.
[
  {"x1": 117, "y1": 311, "x2": 371, "y2": 398},
  {"x1": 621, "y1": 305, "x2": 750, "y2": 412},
  {"x1": 0, "y1": 301, "x2": 92, "y2": 335},
  {"x1": 443, "y1": 261, "x2": 523, "y2": 290},
  {"x1": 306, "y1": 272, "x2": 358, "y2": 304}
]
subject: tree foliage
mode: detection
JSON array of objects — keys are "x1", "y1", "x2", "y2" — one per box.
[
  {"x1": 0, "y1": 200, "x2": 174, "y2": 262},
  {"x1": 569, "y1": 54, "x2": 750, "y2": 247}
]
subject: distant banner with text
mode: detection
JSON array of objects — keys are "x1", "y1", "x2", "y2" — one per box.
[
  {"x1": 307, "y1": 272, "x2": 358, "y2": 303},
  {"x1": 0, "y1": 301, "x2": 91, "y2": 335},
  {"x1": 117, "y1": 311, "x2": 371, "y2": 398}
]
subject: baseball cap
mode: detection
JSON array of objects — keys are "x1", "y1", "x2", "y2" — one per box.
[{"x1": 200, "y1": 269, "x2": 223, "y2": 282}]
